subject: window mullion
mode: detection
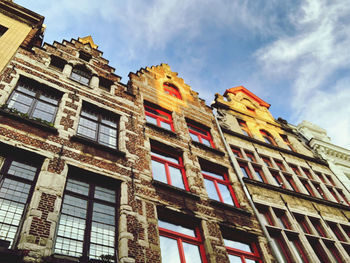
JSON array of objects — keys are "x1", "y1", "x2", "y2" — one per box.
[
  {"x1": 177, "y1": 238, "x2": 186, "y2": 263},
  {"x1": 165, "y1": 163, "x2": 172, "y2": 185},
  {"x1": 83, "y1": 184, "x2": 94, "y2": 259},
  {"x1": 213, "y1": 180, "x2": 224, "y2": 202}
]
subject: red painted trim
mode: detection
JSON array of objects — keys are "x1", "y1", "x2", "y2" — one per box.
[
  {"x1": 328, "y1": 187, "x2": 341, "y2": 203},
  {"x1": 144, "y1": 105, "x2": 174, "y2": 131},
  {"x1": 238, "y1": 119, "x2": 252, "y2": 137},
  {"x1": 188, "y1": 123, "x2": 215, "y2": 148},
  {"x1": 338, "y1": 190, "x2": 350, "y2": 206},
  {"x1": 261, "y1": 156, "x2": 272, "y2": 167},
  {"x1": 231, "y1": 147, "x2": 243, "y2": 158},
  {"x1": 285, "y1": 175, "x2": 299, "y2": 192},
  {"x1": 274, "y1": 160, "x2": 286, "y2": 171},
  {"x1": 163, "y1": 83, "x2": 182, "y2": 99},
  {"x1": 260, "y1": 130, "x2": 277, "y2": 146},
  {"x1": 291, "y1": 238, "x2": 309, "y2": 263},
  {"x1": 302, "y1": 181, "x2": 316, "y2": 197},
  {"x1": 224, "y1": 86, "x2": 270, "y2": 108},
  {"x1": 326, "y1": 175, "x2": 335, "y2": 186}
]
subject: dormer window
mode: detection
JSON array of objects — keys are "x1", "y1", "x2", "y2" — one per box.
[
  {"x1": 71, "y1": 64, "x2": 91, "y2": 85},
  {"x1": 99, "y1": 77, "x2": 113, "y2": 92},
  {"x1": 163, "y1": 83, "x2": 181, "y2": 99},
  {"x1": 49, "y1": 55, "x2": 66, "y2": 71},
  {"x1": 260, "y1": 130, "x2": 276, "y2": 145},
  {"x1": 79, "y1": 51, "x2": 92, "y2": 62}
]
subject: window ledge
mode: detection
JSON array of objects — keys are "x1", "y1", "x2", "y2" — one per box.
[
  {"x1": 146, "y1": 122, "x2": 177, "y2": 137},
  {"x1": 208, "y1": 199, "x2": 251, "y2": 215},
  {"x1": 0, "y1": 108, "x2": 58, "y2": 133},
  {"x1": 191, "y1": 141, "x2": 225, "y2": 156},
  {"x1": 44, "y1": 254, "x2": 80, "y2": 263},
  {"x1": 69, "y1": 77, "x2": 90, "y2": 87},
  {"x1": 152, "y1": 180, "x2": 200, "y2": 200},
  {"x1": 71, "y1": 135, "x2": 126, "y2": 157}
]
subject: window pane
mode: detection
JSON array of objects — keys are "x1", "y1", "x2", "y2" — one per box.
[
  {"x1": 92, "y1": 203, "x2": 115, "y2": 225},
  {"x1": 217, "y1": 183, "x2": 234, "y2": 205},
  {"x1": 240, "y1": 167, "x2": 250, "y2": 178},
  {"x1": 94, "y1": 186, "x2": 115, "y2": 203},
  {"x1": 183, "y1": 242, "x2": 202, "y2": 263},
  {"x1": 201, "y1": 138, "x2": 211, "y2": 147},
  {"x1": 204, "y1": 179, "x2": 220, "y2": 202},
  {"x1": 203, "y1": 171, "x2": 224, "y2": 180},
  {"x1": 61, "y1": 195, "x2": 87, "y2": 219},
  {"x1": 33, "y1": 101, "x2": 56, "y2": 114},
  {"x1": 189, "y1": 125, "x2": 207, "y2": 135},
  {"x1": 32, "y1": 102, "x2": 56, "y2": 122},
  {"x1": 151, "y1": 151, "x2": 179, "y2": 164},
  {"x1": 77, "y1": 118, "x2": 97, "y2": 139},
  {"x1": 101, "y1": 117, "x2": 118, "y2": 128},
  {"x1": 17, "y1": 84, "x2": 36, "y2": 96},
  {"x1": 0, "y1": 178, "x2": 31, "y2": 203},
  {"x1": 39, "y1": 93, "x2": 59, "y2": 105},
  {"x1": 228, "y1": 254, "x2": 242, "y2": 263},
  {"x1": 81, "y1": 109, "x2": 98, "y2": 120},
  {"x1": 7, "y1": 161, "x2": 37, "y2": 181},
  {"x1": 146, "y1": 115, "x2": 157, "y2": 125},
  {"x1": 8, "y1": 93, "x2": 33, "y2": 113},
  {"x1": 151, "y1": 160, "x2": 167, "y2": 184},
  {"x1": 190, "y1": 133, "x2": 200, "y2": 142},
  {"x1": 288, "y1": 239, "x2": 307, "y2": 263},
  {"x1": 245, "y1": 259, "x2": 258, "y2": 263},
  {"x1": 224, "y1": 239, "x2": 252, "y2": 253},
  {"x1": 168, "y1": 166, "x2": 185, "y2": 189},
  {"x1": 160, "y1": 121, "x2": 171, "y2": 130},
  {"x1": 271, "y1": 237, "x2": 288, "y2": 263},
  {"x1": 66, "y1": 179, "x2": 89, "y2": 196},
  {"x1": 159, "y1": 236, "x2": 181, "y2": 263},
  {"x1": 158, "y1": 220, "x2": 195, "y2": 237}
]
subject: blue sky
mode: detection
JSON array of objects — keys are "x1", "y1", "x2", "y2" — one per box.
[{"x1": 16, "y1": 0, "x2": 350, "y2": 149}]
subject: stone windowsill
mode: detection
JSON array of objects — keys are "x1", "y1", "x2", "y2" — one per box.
[
  {"x1": 208, "y1": 199, "x2": 251, "y2": 215},
  {"x1": 152, "y1": 180, "x2": 200, "y2": 200},
  {"x1": 191, "y1": 140, "x2": 225, "y2": 156},
  {"x1": 146, "y1": 122, "x2": 177, "y2": 137}
]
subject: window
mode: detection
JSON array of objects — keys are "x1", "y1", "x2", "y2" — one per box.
[
  {"x1": 201, "y1": 164, "x2": 239, "y2": 207},
  {"x1": 238, "y1": 119, "x2": 251, "y2": 137},
  {"x1": 275, "y1": 211, "x2": 291, "y2": 229},
  {"x1": 314, "y1": 183, "x2": 327, "y2": 200},
  {"x1": 328, "y1": 223, "x2": 345, "y2": 242},
  {"x1": 274, "y1": 160, "x2": 286, "y2": 171},
  {"x1": 79, "y1": 51, "x2": 92, "y2": 62},
  {"x1": 260, "y1": 130, "x2": 276, "y2": 145},
  {"x1": 302, "y1": 168, "x2": 313, "y2": 179},
  {"x1": 325, "y1": 175, "x2": 336, "y2": 186},
  {"x1": 270, "y1": 234, "x2": 292, "y2": 263},
  {"x1": 285, "y1": 175, "x2": 298, "y2": 192},
  {"x1": 287, "y1": 236, "x2": 309, "y2": 263},
  {"x1": 290, "y1": 165, "x2": 302, "y2": 177},
  {"x1": 325, "y1": 243, "x2": 343, "y2": 263},
  {"x1": 232, "y1": 147, "x2": 243, "y2": 158},
  {"x1": 158, "y1": 219, "x2": 207, "y2": 263},
  {"x1": 301, "y1": 180, "x2": 316, "y2": 197},
  {"x1": 151, "y1": 147, "x2": 188, "y2": 190},
  {"x1": 188, "y1": 122, "x2": 215, "y2": 148},
  {"x1": 315, "y1": 172, "x2": 326, "y2": 184},
  {"x1": 224, "y1": 237, "x2": 262, "y2": 263},
  {"x1": 7, "y1": 78, "x2": 60, "y2": 123},
  {"x1": 261, "y1": 156, "x2": 272, "y2": 167},
  {"x1": 295, "y1": 215, "x2": 311, "y2": 234},
  {"x1": 245, "y1": 151, "x2": 256, "y2": 162},
  {"x1": 328, "y1": 187, "x2": 341, "y2": 203},
  {"x1": 0, "y1": 158, "x2": 39, "y2": 247},
  {"x1": 280, "y1": 134, "x2": 295, "y2": 152},
  {"x1": 271, "y1": 171, "x2": 284, "y2": 188},
  {"x1": 254, "y1": 168, "x2": 266, "y2": 183},
  {"x1": 163, "y1": 83, "x2": 181, "y2": 99},
  {"x1": 310, "y1": 218, "x2": 326, "y2": 237},
  {"x1": 77, "y1": 105, "x2": 118, "y2": 149},
  {"x1": 0, "y1": 25, "x2": 8, "y2": 37},
  {"x1": 144, "y1": 104, "x2": 174, "y2": 131},
  {"x1": 71, "y1": 64, "x2": 91, "y2": 85},
  {"x1": 309, "y1": 240, "x2": 329, "y2": 263},
  {"x1": 98, "y1": 77, "x2": 113, "y2": 92},
  {"x1": 338, "y1": 189, "x2": 350, "y2": 206},
  {"x1": 55, "y1": 173, "x2": 118, "y2": 261},
  {"x1": 239, "y1": 163, "x2": 252, "y2": 179},
  {"x1": 49, "y1": 55, "x2": 66, "y2": 71}
]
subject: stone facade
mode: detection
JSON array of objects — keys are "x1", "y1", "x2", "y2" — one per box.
[
  {"x1": 213, "y1": 87, "x2": 350, "y2": 263},
  {"x1": 297, "y1": 120, "x2": 350, "y2": 192}
]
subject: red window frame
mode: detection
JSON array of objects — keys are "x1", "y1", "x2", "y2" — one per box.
[
  {"x1": 288, "y1": 236, "x2": 309, "y2": 263},
  {"x1": 260, "y1": 130, "x2": 277, "y2": 145},
  {"x1": 144, "y1": 104, "x2": 174, "y2": 131},
  {"x1": 163, "y1": 83, "x2": 182, "y2": 99},
  {"x1": 202, "y1": 169, "x2": 239, "y2": 207},
  {"x1": 151, "y1": 147, "x2": 189, "y2": 190},
  {"x1": 315, "y1": 184, "x2": 327, "y2": 200},
  {"x1": 261, "y1": 156, "x2": 272, "y2": 167},
  {"x1": 338, "y1": 190, "x2": 350, "y2": 206},
  {"x1": 254, "y1": 167, "x2": 267, "y2": 183},
  {"x1": 274, "y1": 160, "x2": 286, "y2": 171},
  {"x1": 326, "y1": 175, "x2": 336, "y2": 186},
  {"x1": 232, "y1": 147, "x2": 243, "y2": 158},
  {"x1": 239, "y1": 163, "x2": 252, "y2": 179},
  {"x1": 280, "y1": 134, "x2": 295, "y2": 152},
  {"x1": 302, "y1": 180, "x2": 316, "y2": 197},
  {"x1": 328, "y1": 187, "x2": 341, "y2": 203},
  {"x1": 271, "y1": 171, "x2": 285, "y2": 188},
  {"x1": 315, "y1": 172, "x2": 326, "y2": 183},
  {"x1": 310, "y1": 218, "x2": 326, "y2": 237},
  {"x1": 285, "y1": 175, "x2": 299, "y2": 192},
  {"x1": 290, "y1": 165, "x2": 302, "y2": 176},
  {"x1": 326, "y1": 243, "x2": 343, "y2": 263},
  {"x1": 309, "y1": 239, "x2": 329, "y2": 263},
  {"x1": 158, "y1": 220, "x2": 207, "y2": 263},
  {"x1": 245, "y1": 151, "x2": 256, "y2": 162},
  {"x1": 258, "y1": 207, "x2": 274, "y2": 226},
  {"x1": 224, "y1": 238, "x2": 262, "y2": 263},
  {"x1": 238, "y1": 119, "x2": 252, "y2": 137},
  {"x1": 302, "y1": 168, "x2": 313, "y2": 179},
  {"x1": 296, "y1": 216, "x2": 311, "y2": 234},
  {"x1": 271, "y1": 234, "x2": 293, "y2": 263},
  {"x1": 328, "y1": 223, "x2": 345, "y2": 242},
  {"x1": 188, "y1": 123, "x2": 215, "y2": 148},
  {"x1": 275, "y1": 210, "x2": 291, "y2": 229}
]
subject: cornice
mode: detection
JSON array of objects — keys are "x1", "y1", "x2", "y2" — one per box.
[{"x1": 309, "y1": 138, "x2": 350, "y2": 162}]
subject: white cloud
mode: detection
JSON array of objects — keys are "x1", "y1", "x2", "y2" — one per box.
[{"x1": 256, "y1": 0, "x2": 350, "y2": 148}]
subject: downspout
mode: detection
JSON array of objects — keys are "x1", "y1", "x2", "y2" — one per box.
[{"x1": 212, "y1": 107, "x2": 284, "y2": 263}]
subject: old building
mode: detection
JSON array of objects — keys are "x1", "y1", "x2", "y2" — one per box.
[
  {"x1": 0, "y1": 0, "x2": 44, "y2": 72},
  {"x1": 213, "y1": 86, "x2": 350, "y2": 262},
  {"x1": 296, "y1": 121, "x2": 350, "y2": 191}
]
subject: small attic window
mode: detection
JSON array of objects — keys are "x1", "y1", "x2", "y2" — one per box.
[
  {"x1": 49, "y1": 55, "x2": 66, "y2": 71},
  {"x1": 0, "y1": 25, "x2": 8, "y2": 37},
  {"x1": 71, "y1": 64, "x2": 91, "y2": 85},
  {"x1": 246, "y1": 106, "x2": 255, "y2": 113},
  {"x1": 99, "y1": 77, "x2": 113, "y2": 92},
  {"x1": 79, "y1": 51, "x2": 92, "y2": 62},
  {"x1": 164, "y1": 83, "x2": 181, "y2": 99}
]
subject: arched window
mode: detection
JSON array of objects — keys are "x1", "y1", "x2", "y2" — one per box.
[
  {"x1": 260, "y1": 130, "x2": 276, "y2": 145},
  {"x1": 71, "y1": 64, "x2": 91, "y2": 85},
  {"x1": 163, "y1": 83, "x2": 181, "y2": 99}
]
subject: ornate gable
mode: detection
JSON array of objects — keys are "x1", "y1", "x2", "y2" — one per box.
[{"x1": 224, "y1": 86, "x2": 270, "y2": 109}]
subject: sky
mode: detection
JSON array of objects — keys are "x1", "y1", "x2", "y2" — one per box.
[{"x1": 16, "y1": 0, "x2": 350, "y2": 149}]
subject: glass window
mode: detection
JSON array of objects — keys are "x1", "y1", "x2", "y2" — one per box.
[
  {"x1": 0, "y1": 158, "x2": 38, "y2": 247},
  {"x1": 287, "y1": 236, "x2": 309, "y2": 263},
  {"x1": 274, "y1": 160, "x2": 286, "y2": 171},
  {"x1": 245, "y1": 152, "x2": 255, "y2": 162},
  {"x1": 271, "y1": 171, "x2": 284, "y2": 188},
  {"x1": 49, "y1": 55, "x2": 66, "y2": 71},
  {"x1": 302, "y1": 181, "x2": 316, "y2": 197},
  {"x1": 188, "y1": 123, "x2": 215, "y2": 148},
  {"x1": 231, "y1": 147, "x2": 242, "y2": 158},
  {"x1": 239, "y1": 163, "x2": 252, "y2": 179},
  {"x1": 163, "y1": 83, "x2": 181, "y2": 99},
  {"x1": 238, "y1": 120, "x2": 251, "y2": 137},
  {"x1": 55, "y1": 176, "x2": 118, "y2": 261},
  {"x1": 261, "y1": 156, "x2": 272, "y2": 167},
  {"x1": 224, "y1": 237, "x2": 262, "y2": 263},
  {"x1": 77, "y1": 105, "x2": 118, "y2": 149},
  {"x1": 254, "y1": 168, "x2": 266, "y2": 183},
  {"x1": 151, "y1": 147, "x2": 187, "y2": 190},
  {"x1": 158, "y1": 219, "x2": 206, "y2": 263},
  {"x1": 260, "y1": 130, "x2": 276, "y2": 145},
  {"x1": 144, "y1": 105, "x2": 174, "y2": 131},
  {"x1": 6, "y1": 79, "x2": 60, "y2": 123},
  {"x1": 202, "y1": 167, "x2": 239, "y2": 206},
  {"x1": 280, "y1": 134, "x2": 295, "y2": 152},
  {"x1": 71, "y1": 65, "x2": 91, "y2": 85}
]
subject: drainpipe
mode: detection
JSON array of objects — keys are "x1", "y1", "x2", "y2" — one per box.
[{"x1": 212, "y1": 107, "x2": 284, "y2": 263}]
